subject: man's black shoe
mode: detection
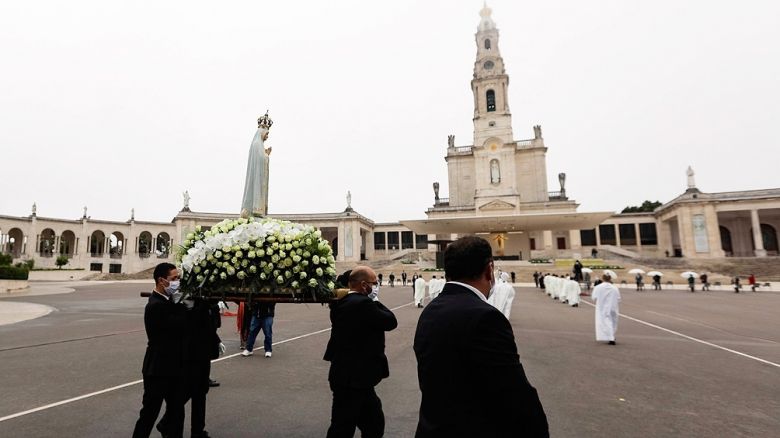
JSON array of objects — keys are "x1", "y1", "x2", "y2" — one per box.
[
  {"x1": 208, "y1": 379, "x2": 220, "y2": 387},
  {"x1": 608, "y1": 341, "x2": 616, "y2": 345}
]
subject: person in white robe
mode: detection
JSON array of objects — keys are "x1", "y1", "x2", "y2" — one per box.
[
  {"x1": 563, "y1": 278, "x2": 581, "y2": 307},
  {"x1": 591, "y1": 274, "x2": 621, "y2": 344},
  {"x1": 488, "y1": 272, "x2": 516, "y2": 318},
  {"x1": 543, "y1": 275, "x2": 553, "y2": 297},
  {"x1": 414, "y1": 276, "x2": 427, "y2": 308},
  {"x1": 428, "y1": 275, "x2": 444, "y2": 300}
]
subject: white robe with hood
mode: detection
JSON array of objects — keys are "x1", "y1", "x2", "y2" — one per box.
[
  {"x1": 428, "y1": 278, "x2": 444, "y2": 300},
  {"x1": 414, "y1": 277, "x2": 427, "y2": 306},
  {"x1": 563, "y1": 279, "x2": 581, "y2": 306},
  {"x1": 488, "y1": 273, "x2": 515, "y2": 319},
  {"x1": 591, "y1": 282, "x2": 621, "y2": 341}
]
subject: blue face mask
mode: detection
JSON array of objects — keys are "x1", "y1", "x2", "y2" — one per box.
[
  {"x1": 367, "y1": 285, "x2": 380, "y2": 301},
  {"x1": 164, "y1": 280, "x2": 180, "y2": 296}
]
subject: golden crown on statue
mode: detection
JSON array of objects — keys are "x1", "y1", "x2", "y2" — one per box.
[{"x1": 257, "y1": 110, "x2": 274, "y2": 130}]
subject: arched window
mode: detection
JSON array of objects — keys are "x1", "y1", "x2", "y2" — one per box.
[
  {"x1": 484, "y1": 39, "x2": 491, "y2": 50},
  {"x1": 490, "y1": 159, "x2": 500, "y2": 184},
  {"x1": 39, "y1": 228, "x2": 55, "y2": 256},
  {"x1": 139, "y1": 231, "x2": 152, "y2": 258},
  {"x1": 156, "y1": 232, "x2": 171, "y2": 257},
  {"x1": 486, "y1": 89, "x2": 496, "y2": 112}
]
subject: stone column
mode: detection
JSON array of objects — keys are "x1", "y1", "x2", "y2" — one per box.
[
  {"x1": 365, "y1": 228, "x2": 375, "y2": 260},
  {"x1": 595, "y1": 227, "x2": 601, "y2": 246},
  {"x1": 336, "y1": 222, "x2": 345, "y2": 262},
  {"x1": 568, "y1": 229, "x2": 582, "y2": 250},
  {"x1": 384, "y1": 232, "x2": 388, "y2": 252},
  {"x1": 542, "y1": 230, "x2": 553, "y2": 251},
  {"x1": 634, "y1": 223, "x2": 642, "y2": 250},
  {"x1": 751, "y1": 209, "x2": 767, "y2": 257},
  {"x1": 614, "y1": 224, "x2": 621, "y2": 247},
  {"x1": 704, "y1": 206, "x2": 724, "y2": 258}
]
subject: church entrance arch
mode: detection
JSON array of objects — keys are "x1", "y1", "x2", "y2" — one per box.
[
  {"x1": 110, "y1": 232, "x2": 124, "y2": 258},
  {"x1": 39, "y1": 228, "x2": 55, "y2": 257},
  {"x1": 60, "y1": 230, "x2": 76, "y2": 256},
  {"x1": 90, "y1": 230, "x2": 106, "y2": 256},
  {"x1": 7, "y1": 228, "x2": 24, "y2": 257},
  {"x1": 139, "y1": 231, "x2": 152, "y2": 258},
  {"x1": 156, "y1": 232, "x2": 170, "y2": 257}
]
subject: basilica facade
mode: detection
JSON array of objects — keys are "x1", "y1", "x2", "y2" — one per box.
[{"x1": 2, "y1": 6, "x2": 778, "y2": 275}]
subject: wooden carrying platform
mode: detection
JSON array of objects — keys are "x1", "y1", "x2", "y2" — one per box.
[{"x1": 139, "y1": 288, "x2": 347, "y2": 303}]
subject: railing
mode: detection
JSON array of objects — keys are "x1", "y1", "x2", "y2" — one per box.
[
  {"x1": 449, "y1": 146, "x2": 473, "y2": 154},
  {"x1": 139, "y1": 252, "x2": 151, "y2": 259},
  {"x1": 548, "y1": 191, "x2": 568, "y2": 201},
  {"x1": 90, "y1": 252, "x2": 104, "y2": 257},
  {"x1": 110, "y1": 252, "x2": 123, "y2": 259},
  {"x1": 434, "y1": 198, "x2": 450, "y2": 206},
  {"x1": 516, "y1": 139, "x2": 534, "y2": 148}
]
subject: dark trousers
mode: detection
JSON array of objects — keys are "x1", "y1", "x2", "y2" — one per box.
[
  {"x1": 157, "y1": 362, "x2": 211, "y2": 437},
  {"x1": 132, "y1": 375, "x2": 185, "y2": 438},
  {"x1": 327, "y1": 384, "x2": 384, "y2": 438},
  {"x1": 188, "y1": 362, "x2": 211, "y2": 436}
]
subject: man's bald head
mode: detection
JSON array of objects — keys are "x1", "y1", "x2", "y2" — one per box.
[
  {"x1": 349, "y1": 266, "x2": 378, "y2": 294},
  {"x1": 601, "y1": 274, "x2": 613, "y2": 283}
]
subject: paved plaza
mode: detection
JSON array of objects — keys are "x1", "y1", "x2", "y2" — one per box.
[{"x1": 0, "y1": 282, "x2": 778, "y2": 437}]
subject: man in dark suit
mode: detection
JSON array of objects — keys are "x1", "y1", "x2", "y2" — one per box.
[
  {"x1": 414, "y1": 236, "x2": 549, "y2": 437},
  {"x1": 133, "y1": 263, "x2": 188, "y2": 438},
  {"x1": 324, "y1": 266, "x2": 398, "y2": 438}
]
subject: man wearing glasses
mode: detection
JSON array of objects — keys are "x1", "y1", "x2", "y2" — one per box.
[{"x1": 324, "y1": 266, "x2": 398, "y2": 438}]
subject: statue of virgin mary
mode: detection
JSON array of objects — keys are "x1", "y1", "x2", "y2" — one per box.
[{"x1": 240, "y1": 112, "x2": 273, "y2": 218}]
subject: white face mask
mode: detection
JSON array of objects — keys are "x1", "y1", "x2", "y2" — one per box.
[
  {"x1": 367, "y1": 284, "x2": 380, "y2": 301},
  {"x1": 488, "y1": 271, "x2": 496, "y2": 298},
  {"x1": 164, "y1": 279, "x2": 180, "y2": 296}
]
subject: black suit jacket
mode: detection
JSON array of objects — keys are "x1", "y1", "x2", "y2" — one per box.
[
  {"x1": 323, "y1": 293, "x2": 398, "y2": 389},
  {"x1": 185, "y1": 299, "x2": 222, "y2": 364},
  {"x1": 413, "y1": 283, "x2": 549, "y2": 437},
  {"x1": 141, "y1": 292, "x2": 187, "y2": 377}
]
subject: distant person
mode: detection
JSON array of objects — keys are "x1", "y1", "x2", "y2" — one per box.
[
  {"x1": 591, "y1": 274, "x2": 621, "y2": 345},
  {"x1": 388, "y1": 272, "x2": 396, "y2": 287},
  {"x1": 413, "y1": 236, "x2": 548, "y2": 437},
  {"x1": 488, "y1": 272, "x2": 516, "y2": 318},
  {"x1": 378, "y1": 272, "x2": 383, "y2": 286},
  {"x1": 635, "y1": 273, "x2": 643, "y2": 291},
  {"x1": 242, "y1": 302, "x2": 275, "y2": 358},
  {"x1": 700, "y1": 273, "x2": 710, "y2": 291},
  {"x1": 401, "y1": 271, "x2": 408, "y2": 286},
  {"x1": 687, "y1": 275, "x2": 695, "y2": 293},
  {"x1": 733, "y1": 276, "x2": 741, "y2": 293},
  {"x1": 584, "y1": 271, "x2": 592, "y2": 290},
  {"x1": 533, "y1": 271, "x2": 540, "y2": 288},
  {"x1": 539, "y1": 273, "x2": 546, "y2": 290},
  {"x1": 573, "y1": 260, "x2": 583, "y2": 282},
  {"x1": 748, "y1": 274, "x2": 757, "y2": 291},
  {"x1": 652, "y1": 274, "x2": 662, "y2": 291},
  {"x1": 414, "y1": 275, "x2": 427, "y2": 308},
  {"x1": 591, "y1": 248, "x2": 598, "y2": 258},
  {"x1": 411, "y1": 273, "x2": 418, "y2": 299},
  {"x1": 510, "y1": 271, "x2": 516, "y2": 284},
  {"x1": 324, "y1": 266, "x2": 398, "y2": 438},
  {"x1": 132, "y1": 263, "x2": 187, "y2": 438}
]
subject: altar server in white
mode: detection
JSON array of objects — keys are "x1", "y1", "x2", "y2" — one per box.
[
  {"x1": 414, "y1": 276, "x2": 427, "y2": 308},
  {"x1": 563, "y1": 278, "x2": 581, "y2": 307},
  {"x1": 591, "y1": 274, "x2": 621, "y2": 345},
  {"x1": 488, "y1": 272, "x2": 516, "y2": 319},
  {"x1": 428, "y1": 275, "x2": 444, "y2": 300}
]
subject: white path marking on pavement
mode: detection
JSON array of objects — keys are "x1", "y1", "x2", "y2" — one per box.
[
  {"x1": 580, "y1": 300, "x2": 780, "y2": 369},
  {"x1": 0, "y1": 301, "x2": 415, "y2": 423}
]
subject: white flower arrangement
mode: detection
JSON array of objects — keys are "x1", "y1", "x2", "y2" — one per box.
[{"x1": 177, "y1": 217, "x2": 336, "y2": 301}]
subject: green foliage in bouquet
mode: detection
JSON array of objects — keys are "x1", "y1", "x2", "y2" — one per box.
[{"x1": 177, "y1": 217, "x2": 337, "y2": 301}]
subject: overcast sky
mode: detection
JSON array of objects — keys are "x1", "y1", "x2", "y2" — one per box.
[{"x1": 2, "y1": 0, "x2": 779, "y2": 224}]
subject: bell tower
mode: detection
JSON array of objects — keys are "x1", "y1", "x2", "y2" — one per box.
[{"x1": 471, "y1": 3, "x2": 513, "y2": 147}]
